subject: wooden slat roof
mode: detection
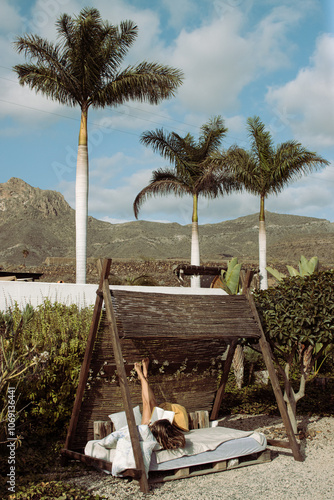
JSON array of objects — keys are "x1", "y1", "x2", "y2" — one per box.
[{"x1": 112, "y1": 290, "x2": 261, "y2": 340}]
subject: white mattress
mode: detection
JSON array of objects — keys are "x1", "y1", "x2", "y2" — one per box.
[
  {"x1": 85, "y1": 427, "x2": 267, "y2": 472},
  {"x1": 150, "y1": 435, "x2": 267, "y2": 471}
]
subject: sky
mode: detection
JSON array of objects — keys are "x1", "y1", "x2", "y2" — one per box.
[{"x1": 0, "y1": 0, "x2": 333, "y2": 226}]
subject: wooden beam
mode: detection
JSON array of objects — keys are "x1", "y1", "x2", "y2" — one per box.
[
  {"x1": 210, "y1": 340, "x2": 237, "y2": 420},
  {"x1": 61, "y1": 449, "x2": 113, "y2": 473},
  {"x1": 63, "y1": 259, "x2": 110, "y2": 453},
  {"x1": 116, "y1": 324, "x2": 260, "y2": 340},
  {"x1": 174, "y1": 265, "x2": 226, "y2": 276},
  {"x1": 266, "y1": 439, "x2": 292, "y2": 449},
  {"x1": 240, "y1": 269, "x2": 255, "y2": 292},
  {"x1": 102, "y1": 259, "x2": 149, "y2": 494},
  {"x1": 247, "y1": 293, "x2": 303, "y2": 462}
]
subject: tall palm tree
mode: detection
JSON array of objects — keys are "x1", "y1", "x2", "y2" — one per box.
[
  {"x1": 133, "y1": 116, "x2": 238, "y2": 287},
  {"x1": 224, "y1": 116, "x2": 329, "y2": 289},
  {"x1": 13, "y1": 7, "x2": 183, "y2": 283}
]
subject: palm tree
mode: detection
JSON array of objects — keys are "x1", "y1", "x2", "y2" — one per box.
[
  {"x1": 13, "y1": 7, "x2": 183, "y2": 283},
  {"x1": 224, "y1": 116, "x2": 329, "y2": 289},
  {"x1": 133, "y1": 116, "x2": 238, "y2": 287}
]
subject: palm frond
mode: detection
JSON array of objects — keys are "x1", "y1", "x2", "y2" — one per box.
[
  {"x1": 198, "y1": 115, "x2": 228, "y2": 158},
  {"x1": 57, "y1": 10, "x2": 126, "y2": 99},
  {"x1": 270, "y1": 141, "x2": 329, "y2": 192},
  {"x1": 118, "y1": 20, "x2": 139, "y2": 52},
  {"x1": 99, "y1": 62, "x2": 183, "y2": 107},
  {"x1": 223, "y1": 145, "x2": 262, "y2": 194},
  {"x1": 192, "y1": 158, "x2": 239, "y2": 197},
  {"x1": 134, "y1": 116, "x2": 243, "y2": 218},
  {"x1": 13, "y1": 7, "x2": 183, "y2": 112},
  {"x1": 13, "y1": 33, "x2": 80, "y2": 105},
  {"x1": 133, "y1": 169, "x2": 192, "y2": 218},
  {"x1": 13, "y1": 63, "x2": 79, "y2": 105},
  {"x1": 140, "y1": 129, "x2": 188, "y2": 167},
  {"x1": 247, "y1": 116, "x2": 275, "y2": 169}
]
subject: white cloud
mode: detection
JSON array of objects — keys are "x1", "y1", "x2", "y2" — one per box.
[
  {"x1": 101, "y1": 215, "x2": 133, "y2": 224},
  {"x1": 91, "y1": 101, "x2": 180, "y2": 137},
  {"x1": 0, "y1": 1, "x2": 22, "y2": 33},
  {"x1": 171, "y1": 12, "x2": 251, "y2": 113},
  {"x1": 160, "y1": 0, "x2": 205, "y2": 30},
  {"x1": 266, "y1": 34, "x2": 334, "y2": 148},
  {"x1": 0, "y1": 74, "x2": 79, "y2": 127},
  {"x1": 88, "y1": 167, "x2": 152, "y2": 217},
  {"x1": 225, "y1": 114, "x2": 244, "y2": 130},
  {"x1": 169, "y1": 4, "x2": 309, "y2": 113},
  {"x1": 81, "y1": 145, "x2": 166, "y2": 219},
  {"x1": 90, "y1": 152, "x2": 136, "y2": 183}
]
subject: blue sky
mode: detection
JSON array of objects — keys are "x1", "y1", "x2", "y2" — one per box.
[{"x1": 0, "y1": 0, "x2": 333, "y2": 225}]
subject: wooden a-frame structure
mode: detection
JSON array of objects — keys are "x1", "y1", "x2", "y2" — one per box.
[{"x1": 62, "y1": 259, "x2": 303, "y2": 494}]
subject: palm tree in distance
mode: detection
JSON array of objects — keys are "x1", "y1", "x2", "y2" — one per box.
[
  {"x1": 13, "y1": 7, "x2": 183, "y2": 283},
  {"x1": 133, "y1": 116, "x2": 239, "y2": 287},
  {"x1": 224, "y1": 116, "x2": 329, "y2": 289}
]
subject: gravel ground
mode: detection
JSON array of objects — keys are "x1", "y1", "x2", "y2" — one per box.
[{"x1": 67, "y1": 414, "x2": 334, "y2": 500}]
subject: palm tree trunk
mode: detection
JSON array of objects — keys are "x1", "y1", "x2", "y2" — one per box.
[
  {"x1": 258, "y1": 195, "x2": 268, "y2": 290},
  {"x1": 191, "y1": 194, "x2": 200, "y2": 288},
  {"x1": 76, "y1": 106, "x2": 89, "y2": 284}
]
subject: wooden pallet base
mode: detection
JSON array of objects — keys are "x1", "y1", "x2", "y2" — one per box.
[
  {"x1": 62, "y1": 447, "x2": 271, "y2": 485},
  {"x1": 148, "y1": 449, "x2": 271, "y2": 484}
]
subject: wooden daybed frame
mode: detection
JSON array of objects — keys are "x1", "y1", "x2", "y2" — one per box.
[{"x1": 61, "y1": 259, "x2": 303, "y2": 494}]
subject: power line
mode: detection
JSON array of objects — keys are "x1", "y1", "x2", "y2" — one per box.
[{"x1": 0, "y1": 98, "x2": 141, "y2": 138}]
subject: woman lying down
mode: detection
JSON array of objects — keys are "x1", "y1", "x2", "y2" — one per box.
[
  {"x1": 84, "y1": 358, "x2": 267, "y2": 477},
  {"x1": 85, "y1": 358, "x2": 189, "y2": 476},
  {"x1": 135, "y1": 357, "x2": 187, "y2": 449}
]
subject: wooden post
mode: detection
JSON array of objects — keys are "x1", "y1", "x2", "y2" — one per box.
[
  {"x1": 188, "y1": 411, "x2": 210, "y2": 429},
  {"x1": 240, "y1": 269, "x2": 255, "y2": 292},
  {"x1": 63, "y1": 259, "x2": 110, "y2": 453},
  {"x1": 210, "y1": 340, "x2": 237, "y2": 420},
  {"x1": 188, "y1": 412, "x2": 198, "y2": 429},
  {"x1": 247, "y1": 293, "x2": 303, "y2": 462},
  {"x1": 102, "y1": 260, "x2": 150, "y2": 494},
  {"x1": 197, "y1": 410, "x2": 210, "y2": 429},
  {"x1": 94, "y1": 421, "x2": 112, "y2": 440}
]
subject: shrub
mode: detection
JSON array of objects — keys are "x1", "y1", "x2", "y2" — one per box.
[
  {"x1": 7, "y1": 480, "x2": 107, "y2": 499},
  {"x1": 254, "y1": 270, "x2": 334, "y2": 431},
  {"x1": 0, "y1": 300, "x2": 93, "y2": 438}
]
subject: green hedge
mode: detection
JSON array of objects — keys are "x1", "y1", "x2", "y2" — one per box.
[
  {"x1": 254, "y1": 270, "x2": 334, "y2": 349},
  {"x1": 1, "y1": 300, "x2": 93, "y2": 438}
]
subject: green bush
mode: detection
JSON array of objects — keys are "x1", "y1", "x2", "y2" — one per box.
[
  {"x1": 220, "y1": 375, "x2": 334, "y2": 416},
  {"x1": 254, "y1": 270, "x2": 334, "y2": 361},
  {"x1": 253, "y1": 270, "x2": 334, "y2": 431},
  {"x1": 0, "y1": 300, "x2": 93, "y2": 438},
  {"x1": 7, "y1": 480, "x2": 106, "y2": 499}
]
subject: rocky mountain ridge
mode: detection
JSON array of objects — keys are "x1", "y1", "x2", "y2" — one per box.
[{"x1": 1, "y1": 177, "x2": 334, "y2": 268}]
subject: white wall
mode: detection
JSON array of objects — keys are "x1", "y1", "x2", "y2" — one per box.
[{"x1": 0, "y1": 281, "x2": 226, "y2": 311}]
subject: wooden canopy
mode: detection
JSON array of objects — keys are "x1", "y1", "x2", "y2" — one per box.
[
  {"x1": 113, "y1": 290, "x2": 260, "y2": 340},
  {"x1": 62, "y1": 259, "x2": 302, "y2": 494}
]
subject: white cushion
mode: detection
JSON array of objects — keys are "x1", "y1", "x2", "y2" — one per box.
[{"x1": 108, "y1": 405, "x2": 142, "y2": 430}]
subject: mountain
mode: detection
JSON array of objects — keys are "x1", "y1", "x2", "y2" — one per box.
[{"x1": 1, "y1": 177, "x2": 334, "y2": 267}]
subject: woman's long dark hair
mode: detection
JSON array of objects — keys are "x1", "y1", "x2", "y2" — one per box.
[{"x1": 150, "y1": 419, "x2": 186, "y2": 450}]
